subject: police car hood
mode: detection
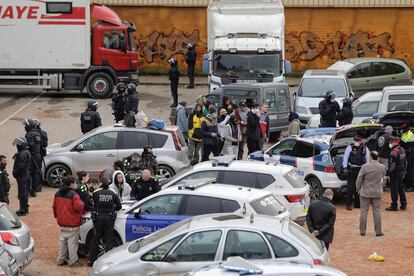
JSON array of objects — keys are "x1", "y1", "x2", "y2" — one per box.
[
  {"x1": 378, "y1": 111, "x2": 414, "y2": 128},
  {"x1": 330, "y1": 124, "x2": 382, "y2": 150}
]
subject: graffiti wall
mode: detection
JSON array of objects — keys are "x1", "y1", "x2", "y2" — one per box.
[{"x1": 109, "y1": 6, "x2": 414, "y2": 73}]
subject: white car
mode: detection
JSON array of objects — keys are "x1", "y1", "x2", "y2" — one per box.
[
  {"x1": 89, "y1": 213, "x2": 329, "y2": 276},
  {"x1": 160, "y1": 158, "x2": 310, "y2": 225},
  {"x1": 79, "y1": 182, "x2": 289, "y2": 257}
]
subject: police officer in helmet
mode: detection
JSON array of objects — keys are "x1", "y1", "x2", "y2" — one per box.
[
  {"x1": 88, "y1": 177, "x2": 122, "y2": 266},
  {"x1": 80, "y1": 100, "x2": 102, "y2": 134},
  {"x1": 385, "y1": 136, "x2": 407, "y2": 211},
  {"x1": 319, "y1": 91, "x2": 340, "y2": 128},
  {"x1": 112, "y1": 83, "x2": 127, "y2": 123},
  {"x1": 342, "y1": 135, "x2": 370, "y2": 210},
  {"x1": 33, "y1": 118, "x2": 48, "y2": 192},
  {"x1": 124, "y1": 83, "x2": 139, "y2": 114},
  {"x1": 336, "y1": 97, "x2": 353, "y2": 126},
  {"x1": 12, "y1": 137, "x2": 32, "y2": 216},
  {"x1": 168, "y1": 58, "x2": 180, "y2": 108},
  {"x1": 24, "y1": 118, "x2": 42, "y2": 197},
  {"x1": 185, "y1": 43, "x2": 197, "y2": 89}
]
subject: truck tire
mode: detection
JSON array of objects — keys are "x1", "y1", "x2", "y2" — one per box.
[{"x1": 87, "y1": 72, "x2": 114, "y2": 99}]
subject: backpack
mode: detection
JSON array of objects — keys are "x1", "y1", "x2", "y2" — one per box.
[
  {"x1": 169, "y1": 107, "x2": 178, "y2": 125},
  {"x1": 124, "y1": 111, "x2": 136, "y2": 127},
  {"x1": 148, "y1": 119, "x2": 165, "y2": 130}
]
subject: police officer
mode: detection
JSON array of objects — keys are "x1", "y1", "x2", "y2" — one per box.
[
  {"x1": 24, "y1": 118, "x2": 42, "y2": 197},
  {"x1": 33, "y1": 118, "x2": 48, "y2": 192},
  {"x1": 342, "y1": 135, "x2": 370, "y2": 210},
  {"x1": 124, "y1": 83, "x2": 139, "y2": 114},
  {"x1": 112, "y1": 83, "x2": 127, "y2": 123},
  {"x1": 319, "y1": 91, "x2": 340, "y2": 127},
  {"x1": 185, "y1": 43, "x2": 197, "y2": 89},
  {"x1": 385, "y1": 136, "x2": 407, "y2": 211},
  {"x1": 336, "y1": 97, "x2": 353, "y2": 126},
  {"x1": 400, "y1": 124, "x2": 414, "y2": 192},
  {"x1": 0, "y1": 155, "x2": 10, "y2": 204},
  {"x1": 12, "y1": 137, "x2": 31, "y2": 216},
  {"x1": 377, "y1": 125, "x2": 394, "y2": 168},
  {"x1": 123, "y1": 152, "x2": 141, "y2": 173},
  {"x1": 168, "y1": 58, "x2": 179, "y2": 108},
  {"x1": 88, "y1": 177, "x2": 122, "y2": 266},
  {"x1": 80, "y1": 100, "x2": 102, "y2": 134},
  {"x1": 130, "y1": 169, "x2": 160, "y2": 201}
]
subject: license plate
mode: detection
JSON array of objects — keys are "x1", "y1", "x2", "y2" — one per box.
[
  {"x1": 9, "y1": 261, "x2": 18, "y2": 274},
  {"x1": 269, "y1": 115, "x2": 278, "y2": 120}
]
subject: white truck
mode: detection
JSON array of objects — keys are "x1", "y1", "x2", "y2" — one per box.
[
  {"x1": 0, "y1": 0, "x2": 139, "y2": 98},
  {"x1": 203, "y1": 0, "x2": 291, "y2": 93}
]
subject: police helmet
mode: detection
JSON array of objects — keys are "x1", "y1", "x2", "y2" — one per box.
[
  {"x1": 127, "y1": 83, "x2": 137, "y2": 94},
  {"x1": 187, "y1": 43, "x2": 193, "y2": 49},
  {"x1": 343, "y1": 97, "x2": 352, "y2": 105},
  {"x1": 325, "y1": 90, "x2": 336, "y2": 100},
  {"x1": 23, "y1": 118, "x2": 36, "y2": 130},
  {"x1": 117, "y1": 82, "x2": 127, "y2": 93},
  {"x1": 13, "y1": 137, "x2": 27, "y2": 148},
  {"x1": 87, "y1": 100, "x2": 98, "y2": 110},
  {"x1": 168, "y1": 58, "x2": 178, "y2": 66},
  {"x1": 32, "y1": 118, "x2": 41, "y2": 128}
]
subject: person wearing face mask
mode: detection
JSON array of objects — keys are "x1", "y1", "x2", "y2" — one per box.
[
  {"x1": 139, "y1": 145, "x2": 159, "y2": 176},
  {"x1": 246, "y1": 104, "x2": 262, "y2": 154},
  {"x1": 188, "y1": 104, "x2": 205, "y2": 165},
  {"x1": 0, "y1": 155, "x2": 10, "y2": 204},
  {"x1": 385, "y1": 136, "x2": 407, "y2": 211},
  {"x1": 342, "y1": 135, "x2": 370, "y2": 210},
  {"x1": 319, "y1": 91, "x2": 340, "y2": 128},
  {"x1": 221, "y1": 115, "x2": 242, "y2": 157}
]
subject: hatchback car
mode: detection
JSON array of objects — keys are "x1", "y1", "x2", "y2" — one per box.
[
  {"x1": 44, "y1": 125, "x2": 189, "y2": 187},
  {"x1": 0, "y1": 204, "x2": 34, "y2": 270},
  {"x1": 89, "y1": 213, "x2": 328, "y2": 276},
  {"x1": 79, "y1": 182, "x2": 289, "y2": 257},
  {"x1": 161, "y1": 158, "x2": 309, "y2": 225},
  {"x1": 0, "y1": 243, "x2": 19, "y2": 276},
  {"x1": 328, "y1": 58, "x2": 412, "y2": 98}
]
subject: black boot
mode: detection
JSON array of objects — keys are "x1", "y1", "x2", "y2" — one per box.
[
  {"x1": 385, "y1": 206, "x2": 398, "y2": 211},
  {"x1": 30, "y1": 191, "x2": 36, "y2": 197},
  {"x1": 16, "y1": 209, "x2": 27, "y2": 216}
]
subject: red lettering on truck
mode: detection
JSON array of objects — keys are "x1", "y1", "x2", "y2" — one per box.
[
  {"x1": 27, "y1": 6, "x2": 39, "y2": 19},
  {"x1": 0, "y1": 6, "x2": 39, "y2": 20}
]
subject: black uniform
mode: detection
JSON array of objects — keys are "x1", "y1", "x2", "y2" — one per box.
[
  {"x1": 76, "y1": 183, "x2": 94, "y2": 212},
  {"x1": 125, "y1": 167, "x2": 142, "y2": 188},
  {"x1": 345, "y1": 144, "x2": 367, "y2": 209},
  {"x1": 387, "y1": 145, "x2": 407, "y2": 209},
  {"x1": 139, "y1": 152, "x2": 159, "y2": 176},
  {"x1": 13, "y1": 148, "x2": 31, "y2": 214},
  {"x1": 0, "y1": 164, "x2": 10, "y2": 204},
  {"x1": 112, "y1": 92, "x2": 126, "y2": 123},
  {"x1": 377, "y1": 133, "x2": 392, "y2": 160},
  {"x1": 89, "y1": 187, "x2": 122, "y2": 263},
  {"x1": 168, "y1": 65, "x2": 180, "y2": 107},
  {"x1": 25, "y1": 129, "x2": 42, "y2": 195},
  {"x1": 80, "y1": 110, "x2": 102, "y2": 134},
  {"x1": 38, "y1": 127, "x2": 48, "y2": 157},
  {"x1": 130, "y1": 176, "x2": 160, "y2": 201},
  {"x1": 336, "y1": 103, "x2": 353, "y2": 126},
  {"x1": 124, "y1": 92, "x2": 139, "y2": 114},
  {"x1": 319, "y1": 99, "x2": 340, "y2": 127},
  {"x1": 185, "y1": 46, "x2": 197, "y2": 88}
]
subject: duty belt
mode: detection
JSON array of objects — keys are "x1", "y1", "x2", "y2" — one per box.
[{"x1": 348, "y1": 164, "x2": 362, "y2": 169}]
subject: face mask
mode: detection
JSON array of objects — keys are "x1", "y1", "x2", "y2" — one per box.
[
  {"x1": 330, "y1": 98, "x2": 335, "y2": 103},
  {"x1": 354, "y1": 142, "x2": 360, "y2": 147}
]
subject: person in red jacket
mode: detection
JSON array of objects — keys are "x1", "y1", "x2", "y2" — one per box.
[{"x1": 53, "y1": 175, "x2": 84, "y2": 267}]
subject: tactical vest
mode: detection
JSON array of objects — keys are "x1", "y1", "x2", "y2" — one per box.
[{"x1": 349, "y1": 145, "x2": 366, "y2": 166}]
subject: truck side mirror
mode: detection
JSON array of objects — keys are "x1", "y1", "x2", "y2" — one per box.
[
  {"x1": 202, "y1": 54, "x2": 209, "y2": 75},
  {"x1": 284, "y1": 60, "x2": 292, "y2": 76}
]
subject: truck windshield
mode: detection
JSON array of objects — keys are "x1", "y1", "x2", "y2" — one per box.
[
  {"x1": 128, "y1": 31, "x2": 137, "y2": 52},
  {"x1": 298, "y1": 78, "x2": 347, "y2": 98},
  {"x1": 213, "y1": 52, "x2": 281, "y2": 78}
]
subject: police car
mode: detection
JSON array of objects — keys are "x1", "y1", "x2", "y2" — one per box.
[
  {"x1": 78, "y1": 182, "x2": 289, "y2": 257},
  {"x1": 249, "y1": 124, "x2": 382, "y2": 199}
]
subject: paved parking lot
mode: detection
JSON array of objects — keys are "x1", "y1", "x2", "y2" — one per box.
[{"x1": 0, "y1": 84, "x2": 413, "y2": 275}]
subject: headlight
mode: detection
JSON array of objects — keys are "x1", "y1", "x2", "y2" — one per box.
[
  {"x1": 94, "y1": 262, "x2": 113, "y2": 273},
  {"x1": 295, "y1": 106, "x2": 307, "y2": 114}
]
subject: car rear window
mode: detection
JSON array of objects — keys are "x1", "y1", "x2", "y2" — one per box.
[
  {"x1": 284, "y1": 169, "x2": 306, "y2": 188},
  {"x1": 149, "y1": 133, "x2": 168, "y2": 148},
  {"x1": 0, "y1": 204, "x2": 21, "y2": 230},
  {"x1": 289, "y1": 221, "x2": 324, "y2": 255},
  {"x1": 250, "y1": 195, "x2": 285, "y2": 216}
]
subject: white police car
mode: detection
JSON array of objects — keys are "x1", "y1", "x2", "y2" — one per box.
[
  {"x1": 79, "y1": 182, "x2": 289, "y2": 257},
  {"x1": 249, "y1": 124, "x2": 382, "y2": 199}
]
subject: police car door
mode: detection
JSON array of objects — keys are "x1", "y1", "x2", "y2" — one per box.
[
  {"x1": 124, "y1": 194, "x2": 189, "y2": 242},
  {"x1": 264, "y1": 138, "x2": 298, "y2": 167}
]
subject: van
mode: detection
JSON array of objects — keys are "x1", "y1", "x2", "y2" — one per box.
[
  {"x1": 206, "y1": 82, "x2": 290, "y2": 137},
  {"x1": 294, "y1": 70, "x2": 353, "y2": 127},
  {"x1": 352, "y1": 85, "x2": 414, "y2": 124}
]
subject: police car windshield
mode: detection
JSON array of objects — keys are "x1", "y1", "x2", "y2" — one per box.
[{"x1": 128, "y1": 219, "x2": 190, "y2": 253}]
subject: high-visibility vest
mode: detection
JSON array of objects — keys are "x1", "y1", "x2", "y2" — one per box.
[{"x1": 402, "y1": 130, "x2": 414, "y2": 143}]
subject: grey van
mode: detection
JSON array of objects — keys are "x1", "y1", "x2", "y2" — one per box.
[{"x1": 206, "y1": 82, "x2": 290, "y2": 137}]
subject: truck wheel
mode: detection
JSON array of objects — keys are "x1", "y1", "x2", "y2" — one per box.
[
  {"x1": 306, "y1": 176, "x2": 323, "y2": 201},
  {"x1": 46, "y1": 164, "x2": 71, "y2": 188},
  {"x1": 87, "y1": 72, "x2": 114, "y2": 99}
]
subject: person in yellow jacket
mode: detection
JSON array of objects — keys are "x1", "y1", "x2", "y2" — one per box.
[
  {"x1": 401, "y1": 124, "x2": 414, "y2": 192},
  {"x1": 188, "y1": 104, "x2": 205, "y2": 165}
]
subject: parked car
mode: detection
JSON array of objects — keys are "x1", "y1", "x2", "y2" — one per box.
[
  {"x1": 44, "y1": 125, "x2": 189, "y2": 187},
  {"x1": 79, "y1": 182, "x2": 289, "y2": 257},
  {"x1": 206, "y1": 82, "x2": 291, "y2": 138},
  {"x1": 352, "y1": 86, "x2": 414, "y2": 124},
  {"x1": 189, "y1": 256, "x2": 346, "y2": 276},
  {"x1": 294, "y1": 70, "x2": 353, "y2": 126},
  {"x1": 0, "y1": 243, "x2": 19, "y2": 276},
  {"x1": 249, "y1": 124, "x2": 382, "y2": 198},
  {"x1": 161, "y1": 158, "x2": 310, "y2": 225},
  {"x1": 328, "y1": 58, "x2": 412, "y2": 98},
  {"x1": 0, "y1": 204, "x2": 34, "y2": 271},
  {"x1": 89, "y1": 213, "x2": 329, "y2": 275}
]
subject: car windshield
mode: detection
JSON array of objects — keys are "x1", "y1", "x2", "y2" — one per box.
[
  {"x1": 299, "y1": 78, "x2": 347, "y2": 97},
  {"x1": 213, "y1": 52, "x2": 281, "y2": 78},
  {"x1": 128, "y1": 219, "x2": 191, "y2": 253},
  {"x1": 0, "y1": 204, "x2": 22, "y2": 230},
  {"x1": 224, "y1": 89, "x2": 258, "y2": 106},
  {"x1": 250, "y1": 195, "x2": 285, "y2": 216}
]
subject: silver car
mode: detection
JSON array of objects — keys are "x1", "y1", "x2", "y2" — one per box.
[
  {"x1": 44, "y1": 125, "x2": 189, "y2": 187},
  {"x1": 0, "y1": 243, "x2": 19, "y2": 276},
  {"x1": 0, "y1": 204, "x2": 34, "y2": 271},
  {"x1": 89, "y1": 213, "x2": 328, "y2": 275}
]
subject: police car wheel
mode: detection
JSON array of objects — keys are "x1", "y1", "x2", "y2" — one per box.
[
  {"x1": 87, "y1": 72, "x2": 114, "y2": 99},
  {"x1": 46, "y1": 164, "x2": 71, "y2": 188},
  {"x1": 157, "y1": 165, "x2": 174, "y2": 180},
  {"x1": 306, "y1": 176, "x2": 323, "y2": 201}
]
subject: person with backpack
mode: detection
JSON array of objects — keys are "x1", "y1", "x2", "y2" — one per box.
[
  {"x1": 112, "y1": 83, "x2": 127, "y2": 123},
  {"x1": 123, "y1": 83, "x2": 139, "y2": 127},
  {"x1": 176, "y1": 101, "x2": 189, "y2": 142},
  {"x1": 80, "y1": 100, "x2": 102, "y2": 134}
]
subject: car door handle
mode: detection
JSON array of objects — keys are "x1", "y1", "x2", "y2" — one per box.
[
  {"x1": 365, "y1": 80, "x2": 370, "y2": 82},
  {"x1": 392, "y1": 77, "x2": 396, "y2": 80},
  {"x1": 106, "y1": 154, "x2": 115, "y2": 157}
]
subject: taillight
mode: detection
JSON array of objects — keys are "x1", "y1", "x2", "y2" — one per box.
[
  {"x1": 313, "y1": 259, "x2": 324, "y2": 265},
  {"x1": 0, "y1": 232, "x2": 19, "y2": 246},
  {"x1": 324, "y1": 166, "x2": 336, "y2": 173},
  {"x1": 172, "y1": 133, "x2": 182, "y2": 151},
  {"x1": 285, "y1": 194, "x2": 305, "y2": 202}
]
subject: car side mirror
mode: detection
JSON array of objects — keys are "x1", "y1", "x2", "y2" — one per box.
[
  {"x1": 267, "y1": 150, "x2": 273, "y2": 157},
  {"x1": 164, "y1": 254, "x2": 176, "y2": 263},
  {"x1": 293, "y1": 92, "x2": 297, "y2": 98},
  {"x1": 75, "y1": 144, "x2": 84, "y2": 152},
  {"x1": 133, "y1": 208, "x2": 141, "y2": 218}
]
